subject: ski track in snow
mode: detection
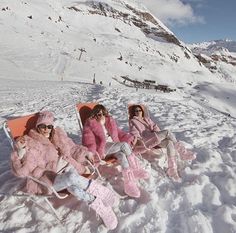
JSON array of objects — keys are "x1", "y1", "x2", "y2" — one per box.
[{"x1": 0, "y1": 80, "x2": 236, "y2": 233}]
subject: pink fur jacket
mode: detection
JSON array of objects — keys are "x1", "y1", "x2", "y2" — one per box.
[
  {"x1": 129, "y1": 116, "x2": 161, "y2": 153},
  {"x1": 11, "y1": 127, "x2": 90, "y2": 194},
  {"x1": 82, "y1": 116, "x2": 134, "y2": 158}
]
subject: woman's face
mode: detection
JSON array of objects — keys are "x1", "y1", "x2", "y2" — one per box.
[
  {"x1": 95, "y1": 110, "x2": 105, "y2": 122},
  {"x1": 134, "y1": 107, "x2": 143, "y2": 118},
  {"x1": 37, "y1": 124, "x2": 53, "y2": 138}
]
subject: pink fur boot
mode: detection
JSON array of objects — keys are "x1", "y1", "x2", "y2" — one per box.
[
  {"x1": 122, "y1": 168, "x2": 140, "y2": 198},
  {"x1": 87, "y1": 180, "x2": 119, "y2": 207},
  {"x1": 128, "y1": 154, "x2": 149, "y2": 180},
  {"x1": 167, "y1": 157, "x2": 181, "y2": 183},
  {"x1": 89, "y1": 197, "x2": 118, "y2": 230},
  {"x1": 175, "y1": 142, "x2": 196, "y2": 161}
]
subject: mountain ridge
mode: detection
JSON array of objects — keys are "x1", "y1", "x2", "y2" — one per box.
[
  {"x1": 0, "y1": 0, "x2": 235, "y2": 85},
  {"x1": 188, "y1": 39, "x2": 236, "y2": 82}
]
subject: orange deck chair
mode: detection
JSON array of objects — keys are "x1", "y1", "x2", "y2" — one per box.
[
  {"x1": 4, "y1": 113, "x2": 39, "y2": 148},
  {"x1": 76, "y1": 102, "x2": 98, "y2": 132},
  {"x1": 3, "y1": 113, "x2": 95, "y2": 221},
  {"x1": 76, "y1": 102, "x2": 118, "y2": 165},
  {"x1": 3, "y1": 113, "x2": 70, "y2": 221}
]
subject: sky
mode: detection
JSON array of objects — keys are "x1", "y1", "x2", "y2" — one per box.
[{"x1": 138, "y1": 0, "x2": 236, "y2": 44}]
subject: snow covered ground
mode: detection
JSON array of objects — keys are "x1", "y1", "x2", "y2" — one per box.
[{"x1": 0, "y1": 79, "x2": 235, "y2": 233}]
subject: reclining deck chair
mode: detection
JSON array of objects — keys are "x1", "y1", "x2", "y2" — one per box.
[
  {"x1": 3, "y1": 113, "x2": 94, "y2": 221},
  {"x1": 76, "y1": 102, "x2": 98, "y2": 133},
  {"x1": 76, "y1": 102, "x2": 117, "y2": 165}
]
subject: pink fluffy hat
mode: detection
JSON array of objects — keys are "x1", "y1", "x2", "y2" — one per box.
[{"x1": 36, "y1": 111, "x2": 54, "y2": 127}]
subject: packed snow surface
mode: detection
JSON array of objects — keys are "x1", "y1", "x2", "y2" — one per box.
[{"x1": 0, "y1": 79, "x2": 235, "y2": 233}]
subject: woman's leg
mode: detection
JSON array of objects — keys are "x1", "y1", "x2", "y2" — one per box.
[
  {"x1": 158, "y1": 139, "x2": 181, "y2": 182},
  {"x1": 105, "y1": 142, "x2": 140, "y2": 198},
  {"x1": 158, "y1": 138, "x2": 175, "y2": 158},
  {"x1": 67, "y1": 185, "x2": 95, "y2": 202},
  {"x1": 105, "y1": 142, "x2": 148, "y2": 179},
  {"x1": 53, "y1": 168, "x2": 95, "y2": 202},
  {"x1": 53, "y1": 167, "x2": 90, "y2": 191},
  {"x1": 69, "y1": 184, "x2": 118, "y2": 230},
  {"x1": 53, "y1": 168, "x2": 118, "y2": 230},
  {"x1": 157, "y1": 130, "x2": 195, "y2": 161},
  {"x1": 156, "y1": 130, "x2": 177, "y2": 144},
  {"x1": 67, "y1": 181, "x2": 118, "y2": 230},
  {"x1": 54, "y1": 167, "x2": 118, "y2": 205},
  {"x1": 105, "y1": 142, "x2": 131, "y2": 168}
]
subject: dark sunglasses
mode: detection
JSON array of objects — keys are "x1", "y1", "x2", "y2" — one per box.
[
  {"x1": 134, "y1": 109, "x2": 142, "y2": 113},
  {"x1": 38, "y1": 124, "x2": 53, "y2": 130},
  {"x1": 96, "y1": 112, "x2": 104, "y2": 117}
]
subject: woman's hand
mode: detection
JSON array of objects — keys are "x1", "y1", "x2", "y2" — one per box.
[
  {"x1": 131, "y1": 136, "x2": 143, "y2": 148},
  {"x1": 86, "y1": 151, "x2": 94, "y2": 163},
  {"x1": 15, "y1": 136, "x2": 26, "y2": 149},
  {"x1": 132, "y1": 138, "x2": 144, "y2": 148},
  {"x1": 56, "y1": 147, "x2": 62, "y2": 156},
  {"x1": 131, "y1": 136, "x2": 138, "y2": 148},
  {"x1": 15, "y1": 136, "x2": 27, "y2": 159}
]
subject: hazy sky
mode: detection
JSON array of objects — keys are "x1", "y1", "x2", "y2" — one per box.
[{"x1": 138, "y1": 0, "x2": 236, "y2": 43}]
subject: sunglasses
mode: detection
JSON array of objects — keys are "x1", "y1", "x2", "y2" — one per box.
[
  {"x1": 38, "y1": 124, "x2": 53, "y2": 130},
  {"x1": 134, "y1": 109, "x2": 142, "y2": 113},
  {"x1": 95, "y1": 112, "x2": 104, "y2": 117}
]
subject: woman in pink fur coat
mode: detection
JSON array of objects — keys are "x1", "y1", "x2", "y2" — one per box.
[
  {"x1": 129, "y1": 105, "x2": 196, "y2": 182},
  {"x1": 11, "y1": 111, "x2": 118, "y2": 230},
  {"x1": 82, "y1": 104, "x2": 149, "y2": 198}
]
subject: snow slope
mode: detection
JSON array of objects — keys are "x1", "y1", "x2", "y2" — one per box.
[
  {"x1": 0, "y1": 0, "x2": 217, "y2": 86},
  {"x1": 0, "y1": 79, "x2": 235, "y2": 233}
]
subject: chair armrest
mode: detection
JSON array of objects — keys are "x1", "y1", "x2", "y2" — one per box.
[{"x1": 27, "y1": 176, "x2": 69, "y2": 199}]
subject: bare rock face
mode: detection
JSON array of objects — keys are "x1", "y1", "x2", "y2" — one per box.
[
  {"x1": 68, "y1": 1, "x2": 182, "y2": 47},
  {"x1": 190, "y1": 40, "x2": 236, "y2": 81}
]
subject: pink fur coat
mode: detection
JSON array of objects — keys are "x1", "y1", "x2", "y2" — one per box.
[
  {"x1": 129, "y1": 116, "x2": 161, "y2": 153},
  {"x1": 82, "y1": 116, "x2": 134, "y2": 158},
  {"x1": 11, "y1": 127, "x2": 89, "y2": 194}
]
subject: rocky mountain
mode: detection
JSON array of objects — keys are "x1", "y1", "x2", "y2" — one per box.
[
  {"x1": 0, "y1": 0, "x2": 232, "y2": 87},
  {"x1": 68, "y1": 0, "x2": 182, "y2": 46},
  {"x1": 189, "y1": 40, "x2": 236, "y2": 83}
]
